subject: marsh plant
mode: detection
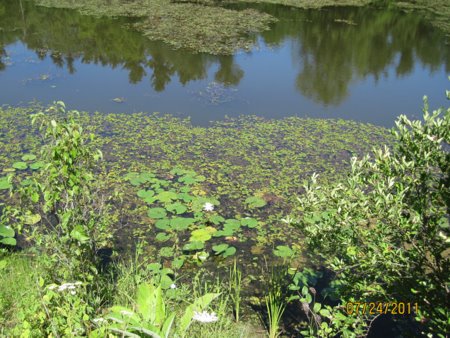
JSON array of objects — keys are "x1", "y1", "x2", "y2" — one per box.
[
  {"x1": 228, "y1": 259, "x2": 242, "y2": 323},
  {"x1": 96, "y1": 281, "x2": 220, "y2": 337},
  {"x1": 264, "y1": 285, "x2": 286, "y2": 338},
  {"x1": 291, "y1": 94, "x2": 450, "y2": 336}
]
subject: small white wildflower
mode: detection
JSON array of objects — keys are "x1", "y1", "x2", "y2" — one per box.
[
  {"x1": 120, "y1": 310, "x2": 134, "y2": 317},
  {"x1": 203, "y1": 202, "x2": 214, "y2": 212},
  {"x1": 70, "y1": 290, "x2": 76, "y2": 295},
  {"x1": 74, "y1": 281, "x2": 83, "y2": 286},
  {"x1": 58, "y1": 284, "x2": 69, "y2": 292},
  {"x1": 93, "y1": 318, "x2": 106, "y2": 324},
  {"x1": 192, "y1": 311, "x2": 218, "y2": 323},
  {"x1": 47, "y1": 284, "x2": 58, "y2": 290},
  {"x1": 170, "y1": 283, "x2": 177, "y2": 289}
]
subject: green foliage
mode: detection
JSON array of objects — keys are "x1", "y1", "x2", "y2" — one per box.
[
  {"x1": 102, "y1": 280, "x2": 220, "y2": 337},
  {"x1": 293, "y1": 95, "x2": 450, "y2": 336},
  {"x1": 14, "y1": 101, "x2": 113, "y2": 281},
  {"x1": 228, "y1": 259, "x2": 242, "y2": 323}
]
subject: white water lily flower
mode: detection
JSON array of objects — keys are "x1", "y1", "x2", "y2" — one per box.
[
  {"x1": 192, "y1": 311, "x2": 218, "y2": 323},
  {"x1": 203, "y1": 202, "x2": 214, "y2": 212}
]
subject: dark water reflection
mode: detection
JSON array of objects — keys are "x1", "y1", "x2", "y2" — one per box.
[{"x1": 0, "y1": 0, "x2": 449, "y2": 126}]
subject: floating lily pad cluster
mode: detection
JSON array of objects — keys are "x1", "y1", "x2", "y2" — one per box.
[
  {"x1": 11, "y1": 154, "x2": 44, "y2": 172},
  {"x1": 124, "y1": 168, "x2": 265, "y2": 266}
]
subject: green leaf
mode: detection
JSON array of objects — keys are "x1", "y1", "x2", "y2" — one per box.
[
  {"x1": 148, "y1": 208, "x2": 167, "y2": 219},
  {"x1": 241, "y1": 217, "x2": 258, "y2": 228},
  {"x1": 223, "y1": 246, "x2": 236, "y2": 257},
  {"x1": 155, "y1": 219, "x2": 170, "y2": 230},
  {"x1": 210, "y1": 215, "x2": 225, "y2": 225},
  {"x1": 155, "y1": 191, "x2": 178, "y2": 203},
  {"x1": 0, "y1": 177, "x2": 11, "y2": 190},
  {"x1": 212, "y1": 243, "x2": 229, "y2": 254},
  {"x1": 183, "y1": 241, "x2": 204, "y2": 251},
  {"x1": 171, "y1": 257, "x2": 185, "y2": 269},
  {"x1": 12, "y1": 162, "x2": 27, "y2": 170},
  {"x1": 23, "y1": 214, "x2": 41, "y2": 225},
  {"x1": 156, "y1": 232, "x2": 171, "y2": 242},
  {"x1": 189, "y1": 227, "x2": 216, "y2": 242},
  {"x1": 160, "y1": 246, "x2": 174, "y2": 257},
  {"x1": 273, "y1": 245, "x2": 294, "y2": 258},
  {"x1": 136, "y1": 283, "x2": 165, "y2": 324},
  {"x1": 166, "y1": 203, "x2": 187, "y2": 215},
  {"x1": 0, "y1": 237, "x2": 16, "y2": 246},
  {"x1": 137, "y1": 189, "x2": 155, "y2": 199},
  {"x1": 147, "y1": 263, "x2": 162, "y2": 272},
  {"x1": 70, "y1": 225, "x2": 90, "y2": 244},
  {"x1": 0, "y1": 225, "x2": 15, "y2": 238},
  {"x1": 170, "y1": 217, "x2": 195, "y2": 231},
  {"x1": 244, "y1": 196, "x2": 266, "y2": 208},
  {"x1": 21, "y1": 154, "x2": 36, "y2": 161}
]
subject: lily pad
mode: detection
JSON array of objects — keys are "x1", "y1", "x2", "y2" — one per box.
[
  {"x1": 137, "y1": 189, "x2": 155, "y2": 199},
  {"x1": 245, "y1": 196, "x2": 267, "y2": 208},
  {"x1": 241, "y1": 217, "x2": 258, "y2": 228},
  {"x1": 155, "y1": 219, "x2": 170, "y2": 230},
  {"x1": 12, "y1": 162, "x2": 27, "y2": 170},
  {"x1": 273, "y1": 245, "x2": 294, "y2": 258},
  {"x1": 21, "y1": 154, "x2": 36, "y2": 161},
  {"x1": 183, "y1": 241, "x2": 204, "y2": 251},
  {"x1": 30, "y1": 161, "x2": 45, "y2": 170},
  {"x1": 212, "y1": 243, "x2": 236, "y2": 257},
  {"x1": 166, "y1": 203, "x2": 187, "y2": 215},
  {"x1": 148, "y1": 207, "x2": 167, "y2": 219},
  {"x1": 0, "y1": 177, "x2": 11, "y2": 190},
  {"x1": 170, "y1": 217, "x2": 195, "y2": 231},
  {"x1": 189, "y1": 227, "x2": 216, "y2": 242},
  {"x1": 155, "y1": 191, "x2": 178, "y2": 203},
  {"x1": 155, "y1": 232, "x2": 171, "y2": 242}
]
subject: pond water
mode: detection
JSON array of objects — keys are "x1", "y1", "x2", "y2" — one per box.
[{"x1": 0, "y1": 0, "x2": 449, "y2": 127}]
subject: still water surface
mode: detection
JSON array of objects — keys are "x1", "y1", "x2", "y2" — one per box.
[{"x1": 0, "y1": 0, "x2": 449, "y2": 126}]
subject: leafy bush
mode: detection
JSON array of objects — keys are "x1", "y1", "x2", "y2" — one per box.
[
  {"x1": 14, "y1": 101, "x2": 114, "y2": 281},
  {"x1": 291, "y1": 95, "x2": 449, "y2": 336}
]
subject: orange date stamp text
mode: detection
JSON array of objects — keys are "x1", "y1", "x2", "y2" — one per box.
[{"x1": 345, "y1": 302, "x2": 418, "y2": 315}]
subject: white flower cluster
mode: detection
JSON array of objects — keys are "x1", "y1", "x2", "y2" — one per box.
[
  {"x1": 48, "y1": 281, "x2": 82, "y2": 295},
  {"x1": 192, "y1": 311, "x2": 218, "y2": 323}
]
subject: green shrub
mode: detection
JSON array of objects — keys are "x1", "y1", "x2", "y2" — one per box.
[
  {"x1": 292, "y1": 94, "x2": 449, "y2": 336},
  {"x1": 15, "y1": 101, "x2": 114, "y2": 281}
]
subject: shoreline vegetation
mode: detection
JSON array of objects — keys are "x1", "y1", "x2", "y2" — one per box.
[
  {"x1": 31, "y1": 0, "x2": 450, "y2": 55},
  {"x1": 0, "y1": 97, "x2": 448, "y2": 336}
]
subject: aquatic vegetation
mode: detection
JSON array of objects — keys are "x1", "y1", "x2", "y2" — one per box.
[{"x1": 33, "y1": 0, "x2": 275, "y2": 55}]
